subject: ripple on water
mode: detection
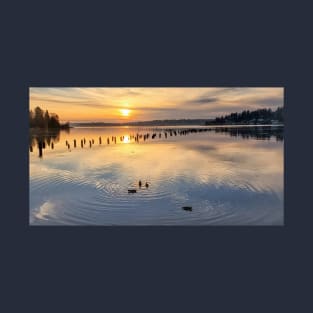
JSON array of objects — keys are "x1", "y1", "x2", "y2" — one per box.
[{"x1": 30, "y1": 163, "x2": 283, "y2": 225}]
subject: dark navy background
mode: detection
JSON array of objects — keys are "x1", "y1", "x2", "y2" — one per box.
[{"x1": 1, "y1": 1, "x2": 312, "y2": 312}]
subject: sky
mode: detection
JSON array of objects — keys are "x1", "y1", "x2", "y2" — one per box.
[{"x1": 29, "y1": 87, "x2": 284, "y2": 123}]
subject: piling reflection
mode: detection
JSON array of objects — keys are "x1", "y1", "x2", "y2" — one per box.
[
  {"x1": 29, "y1": 125, "x2": 283, "y2": 159},
  {"x1": 161, "y1": 125, "x2": 283, "y2": 141},
  {"x1": 29, "y1": 125, "x2": 284, "y2": 225}
]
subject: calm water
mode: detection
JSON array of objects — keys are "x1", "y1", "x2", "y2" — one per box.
[{"x1": 29, "y1": 125, "x2": 284, "y2": 225}]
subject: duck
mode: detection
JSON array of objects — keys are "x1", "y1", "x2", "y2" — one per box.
[{"x1": 139, "y1": 180, "x2": 142, "y2": 187}]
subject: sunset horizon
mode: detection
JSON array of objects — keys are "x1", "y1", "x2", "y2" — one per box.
[
  {"x1": 29, "y1": 87, "x2": 284, "y2": 123},
  {"x1": 30, "y1": 87, "x2": 284, "y2": 226}
]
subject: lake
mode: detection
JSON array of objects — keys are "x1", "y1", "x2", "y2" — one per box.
[{"x1": 29, "y1": 125, "x2": 284, "y2": 225}]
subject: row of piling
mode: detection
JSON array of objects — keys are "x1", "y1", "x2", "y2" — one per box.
[{"x1": 30, "y1": 127, "x2": 216, "y2": 155}]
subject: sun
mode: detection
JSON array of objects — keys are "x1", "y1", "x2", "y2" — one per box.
[{"x1": 119, "y1": 109, "x2": 131, "y2": 117}]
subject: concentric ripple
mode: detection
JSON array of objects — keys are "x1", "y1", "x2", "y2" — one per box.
[{"x1": 29, "y1": 127, "x2": 284, "y2": 225}]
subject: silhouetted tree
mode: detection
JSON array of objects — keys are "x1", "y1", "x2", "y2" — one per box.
[
  {"x1": 29, "y1": 110, "x2": 35, "y2": 128},
  {"x1": 44, "y1": 110, "x2": 50, "y2": 129},
  {"x1": 206, "y1": 107, "x2": 284, "y2": 125},
  {"x1": 34, "y1": 106, "x2": 45, "y2": 128},
  {"x1": 48, "y1": 114, "x2": 60, "y2": 128},
  {"x1": 29, "y1": 106, "x2": 67, "y2": 129}
]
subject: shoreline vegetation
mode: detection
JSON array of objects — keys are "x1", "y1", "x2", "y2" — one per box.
[
  {"x1": 29, "y1": 106, "x2": 284, "y2": 129},
  {"x1": 205, "y1": 107, "x2": 283, "y2": 125},
  {"x1": 29, "y1": 106, "x2": 284, "y2": 158},
  {"x1": 29, "y1": 106, "x2": 70, "y2": 130}
]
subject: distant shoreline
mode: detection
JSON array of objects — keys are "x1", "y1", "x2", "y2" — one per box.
[
  {"x1": 29, "y1": 123, "x2": 284, "y2": 129},
  {"x1": 71, "y1": 121, "x2": 284, "y2": 128},
  {"x1": 71, "y1": 123, "x2": 284, "y2": 128}
]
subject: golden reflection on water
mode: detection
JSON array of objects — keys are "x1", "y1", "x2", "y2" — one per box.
[
  {"x1": 29, "y1": 126, "x2": 284, "y2": 225},
  {"x1": 29, "y1": 127, "x2": 283, "y2": 194},
  {"x1": 122, "y1": 135, "x2": 130, "y2": 143}
]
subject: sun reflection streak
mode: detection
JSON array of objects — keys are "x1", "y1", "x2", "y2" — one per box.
[{"x1": 123, "y1": 135, "x2": 130, "y2": 143}]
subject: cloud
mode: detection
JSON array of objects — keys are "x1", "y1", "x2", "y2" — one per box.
[
  {"x1": 35, "y1": 201, "x2": 56, "y2": 220},
  {"x1": 30, "y1": 91, "x2": 119, "y2": 109},
  {"x1": 251, "y1": 96, "x2": 284, "y2": 107},
  {"x1": 135, "y1": 106, "x2": 177, "y2": 112},
  {"x1": 123, "y1": 89, "x2": 142, "y2": 96},
  {"x1": 187, "y1": 97, "x2": 219, "y2": 105},
  {"x1": 29, "y1": 87, "x2": 284, "y2": 122}
]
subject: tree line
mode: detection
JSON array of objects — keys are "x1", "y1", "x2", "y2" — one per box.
[
  {"x1": 29, "y1": 106, "x2": 70, "y2": 129},
  {"x1": 205, "y1": 107, "x2": 283, "y2": 125}
]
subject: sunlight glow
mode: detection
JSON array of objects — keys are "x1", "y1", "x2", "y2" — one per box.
[
  {"x1": 123, "y1": 135, "x2": 130, "y2": 143},
  {"x1": 29, "y1": 87, "x2": 284, "y2": 123},
  {"x1": 120, "y1": 109, "x2": 131, "y2": 117}
]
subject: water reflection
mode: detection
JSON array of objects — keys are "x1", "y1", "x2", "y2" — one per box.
[
  {"x1": 211, "y1": 126, "x2": 283, "y2": 141},
  {"x1": 29, "y1": 126, "x2": 284, "y2": 225},
  {"x1": 123, "y1": 135, "x2": 130, "y2": 143},
  {"x1": 29, "y1": 125, "x2": 283, "y2": 159},
  {"x1": 29, "y1": 128, "x2": 64, "y2": 158}
]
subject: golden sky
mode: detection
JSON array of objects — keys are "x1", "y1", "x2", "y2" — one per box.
[{"x1": 29, "y1": 87, "x2": 284, "y2": 122}]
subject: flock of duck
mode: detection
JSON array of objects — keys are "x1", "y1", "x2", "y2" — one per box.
[
  {"x1": 127, "y1": 180, "x2": 192, "y2": 212},
  {"x1": 31, "y1": 128, "x2": 200, "y2": 212},
  {"x1": 128, "y1": 180, "x2": 149, "y2": 193}
]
